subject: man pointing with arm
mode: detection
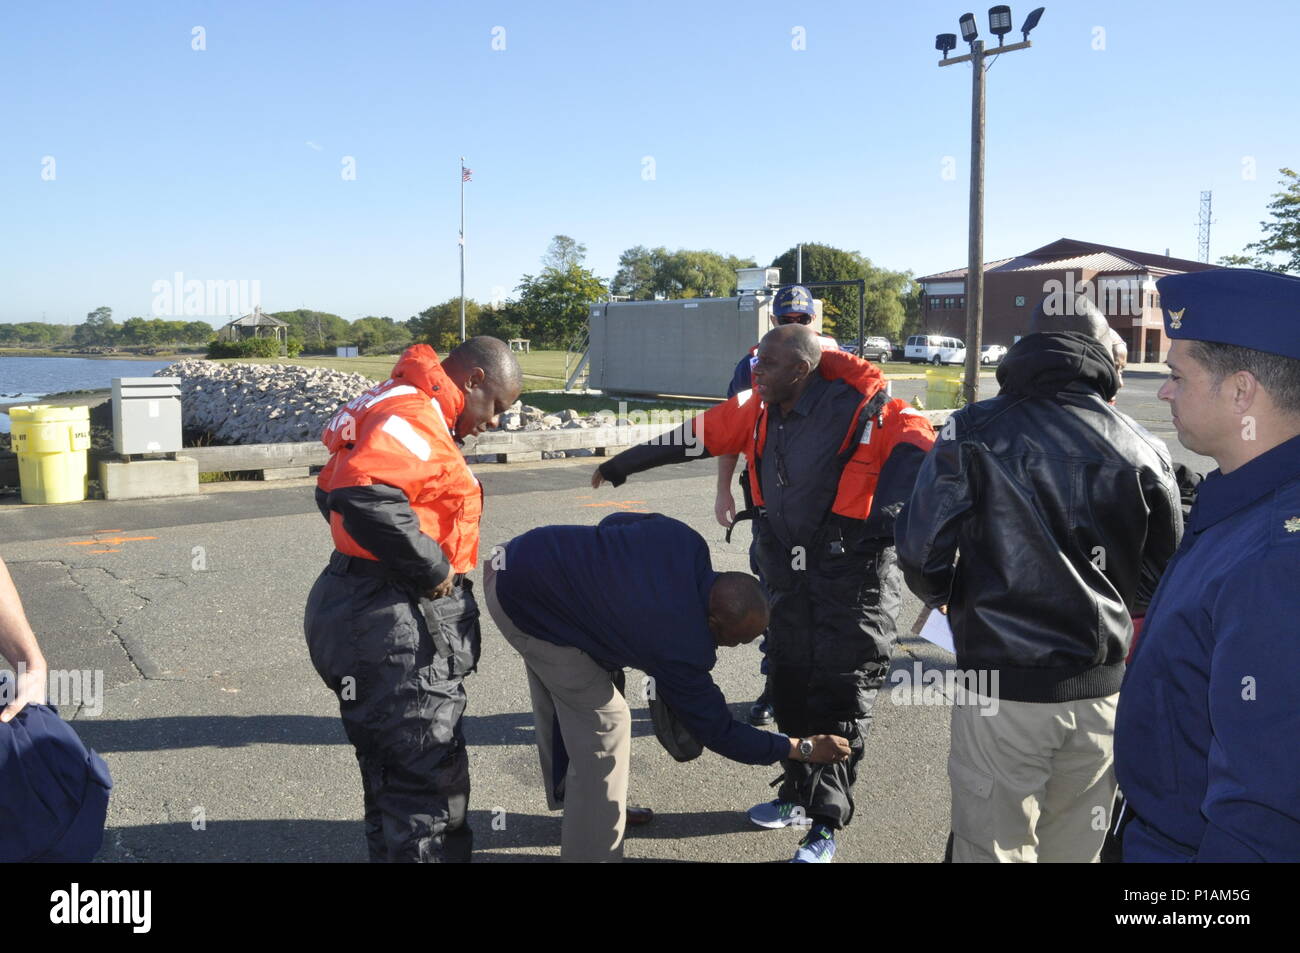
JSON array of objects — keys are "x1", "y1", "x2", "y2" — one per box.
[{"x1": 592, "y1": 324, "x2": 935, "y2": 862}]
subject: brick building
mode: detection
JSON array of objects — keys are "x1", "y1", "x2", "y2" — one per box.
[{"x1": 916, "y1": 238, "x2": 1218, "y2": 363}]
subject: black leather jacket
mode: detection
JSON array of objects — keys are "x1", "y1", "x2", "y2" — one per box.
[{"x1": 895, "y1": 332, "x2": 1183, "y2": 703}]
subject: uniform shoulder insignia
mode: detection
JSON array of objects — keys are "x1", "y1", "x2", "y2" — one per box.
[{"x1": 1286, "y1": 516, "x2": 1300, "y2": 534}]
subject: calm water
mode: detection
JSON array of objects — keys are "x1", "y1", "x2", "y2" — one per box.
[{"x1": 0, "y1": 356, "x2": 172, "y2": 433}]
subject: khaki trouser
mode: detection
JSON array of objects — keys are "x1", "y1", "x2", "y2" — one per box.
[
  {"x1": 482, "y1": 563, "x2": 631, "y2": 863},
  {"x1": 947, "y1": 692, "x2": 1118, "y2": 863}
]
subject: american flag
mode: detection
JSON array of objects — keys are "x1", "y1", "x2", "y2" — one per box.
[{"x1": 461, "y1": 166, "x2": 472, "y2": 182}]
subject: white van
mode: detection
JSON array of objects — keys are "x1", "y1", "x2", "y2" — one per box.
[{"x1": 905, "y1": 334, "x2": 967, "y2": 365}]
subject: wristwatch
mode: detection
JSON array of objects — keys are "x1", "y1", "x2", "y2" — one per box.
[{"x1": 798, "y1": 738, "x2": 814, "y2": 762}]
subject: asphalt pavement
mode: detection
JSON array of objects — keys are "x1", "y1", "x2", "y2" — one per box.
[{"x1": 0, "y1": 368, "x2": 1210, "y2": 863}]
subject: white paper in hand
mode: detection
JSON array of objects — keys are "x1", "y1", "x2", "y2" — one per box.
[{"x1": 918, "y1": 610, "x2": 956, "y2": 655}]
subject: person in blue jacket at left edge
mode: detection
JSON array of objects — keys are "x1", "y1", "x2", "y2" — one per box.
[
  {"x1": 0, "y1": 555, "x2": 112, "y2": 863},
  {"x1": 1114, "y1": 268, "x2": 1300, "y2": 862},
  {"x1": 483, "y1": 512, "x2": 851, "y2": 862}
]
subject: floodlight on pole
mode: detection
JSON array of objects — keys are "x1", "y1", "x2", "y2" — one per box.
[
  {"x1": 933, "y1": 7, "x2": 1043, "y2": 406},
  {"x1": 1021, "y1": 6, "x2": 1044, "y2": 41},
  {"x1": 989, "y1": 6, "x2": 1013, "y2": 44},
  {"x1": 959, "y1": 13, "x2": 979, "y2": 43}
]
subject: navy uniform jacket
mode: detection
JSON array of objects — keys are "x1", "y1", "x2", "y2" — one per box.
[
  {"x1": 0, "y1": 699, "x2": 112, "y2": 862},
  {"x1": 1114, "y1": 433, "x2": 1300, "y2": 861},
  {"x1": 494, "y1": 512, "x2": 788, "y2": 766}
]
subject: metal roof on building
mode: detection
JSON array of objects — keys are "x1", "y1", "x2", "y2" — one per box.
[
  {"x1": 916, "y1": 237, "x2": 1219, "y2": 284},
  {"x1": 918, "y1": 259, "x2": 1015, "y2": 281},
  {"x1": 992, "y1": 251, "x2": 1142, "y2": 273},
  {"x1": 224, "y1": 307, "x2": 287, "y2": 328}
]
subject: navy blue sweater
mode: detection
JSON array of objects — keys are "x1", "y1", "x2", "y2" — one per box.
[{"x1": 495, "y1": 512, "x2": 788, "y2": 766}]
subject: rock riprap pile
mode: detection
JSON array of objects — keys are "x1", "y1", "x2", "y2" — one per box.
[
  {"x1": 154, "y1": 361, "x2": 672, "y2": 458},
  {"x1": 155, "y1": 360, "x2": 377, "y2": 445}
]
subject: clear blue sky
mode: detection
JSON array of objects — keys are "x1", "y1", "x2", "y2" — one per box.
[{"x1": 2, "y1": 0, "x2": 1297, "y2": 326}]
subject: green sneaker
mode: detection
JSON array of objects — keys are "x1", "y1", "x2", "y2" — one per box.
[
  {"x1": 791, "y1": 825, "x2": 837, "y2": 863},
  {"x1": 747, "y1": 799, "x2": 807, "y2": 829}
]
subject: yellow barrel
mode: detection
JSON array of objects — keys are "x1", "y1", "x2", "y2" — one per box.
[
  {"x1": 925, "y1": 366, "x2": 965, "y2": 410},
  {"x1": 9, "y1": 405, "x2": 90, "y2": 504}
]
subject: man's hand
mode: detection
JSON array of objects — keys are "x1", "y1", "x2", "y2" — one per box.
[
  {"x1": 789, "y1": 734, "x2": 852, "y2": 764},
  {"x1": 714, "y1": 489, "x2": 736, "y2": 528},
  {"x1": 0, "y1": 662, "x2": 47, "y2": 723},
  {"x1": 591, "y1": 467, "x2": 607, "y2": 489},
  {"x1": 424, "y1": 577, "x2": 455, "y2": 601}
]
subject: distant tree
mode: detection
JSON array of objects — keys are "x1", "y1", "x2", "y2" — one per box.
[
  {"x1": 184, "y1": 320, "x2": 216, "y2": 343},
  {"x1": 1, "y1": 323, "x2": 62, "y2": 346},
  {"x1": 900, "y1": 283, "x2": 925, "y2": 340},
  {"x1": 474, "y1": 304, "x2": 523, "y2": 342},
  {"x1": 1219, "y1": 167, "x2": 1300, "y2": 275},
  {"x1": 612, "y1": 246, "x2": 756, "y2": 300},
  {"x1": 659, "y1": 249, "x2": 756, "y2": 298},
  {"x1": 512, "y1": 265, "x2": 608, "y2": 346},
  {"x1": 270, "y1": 310, "x2": 349, "y2": 351},
  {"x1": 611, "y1": 245, "x2": 662, "y2": 299},
  {"x1": 74, "y1": 306, "x2": 117, "y2": 346},
  {"x1": 120, "y1": 317, "x2": 152, "y2": 345},
  {"x1": 769, "y1": 244, "x2": 916, "y2": 343},
  {"x1": 408, "y1": 299, "x2": 483, "y2": 353},
  {"x1": 541, "y1": 235, "x2": 588, "y2": 272},
  {"x1": 352, "y1": 315, "x2": 413, "y2": 354}
]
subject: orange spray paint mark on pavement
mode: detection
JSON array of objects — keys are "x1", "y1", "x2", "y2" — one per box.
[{"x1": 66, "y1": 535, "x2": 158, "y2": 552}]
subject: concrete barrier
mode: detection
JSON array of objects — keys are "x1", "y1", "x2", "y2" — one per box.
[
  {"x1": 1, "y1": 410, "x2": 957, "y2": 491},
  {"x1": 99, "y1": 457, "x2": 200, "y2": 500}
]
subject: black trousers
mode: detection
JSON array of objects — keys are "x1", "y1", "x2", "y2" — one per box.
[
  {"x1": 754, "y1": 517, "x2": 902, "y2": 830},
  {"x1": 304, "y1": 557, "x2": 481, "y2": 862}
]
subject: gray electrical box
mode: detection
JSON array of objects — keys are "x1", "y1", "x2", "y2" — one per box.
[{"x1": 112, "y1": 377, "x2": 183, "y2": 455}]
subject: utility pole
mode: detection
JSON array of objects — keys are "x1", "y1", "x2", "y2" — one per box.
[
  {"x1": 965, "y1": 38, "x2": 987, "y2": 408},
  {"x1": 936, "y1": 6, "x2": 1044, "y2": 404}
]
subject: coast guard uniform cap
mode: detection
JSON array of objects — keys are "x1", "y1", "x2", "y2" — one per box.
[
  {"x1": 1157, "y1": 268, "x2": 1300, "y2": 360},
  {"x1": 773, "y1": 284, "x2": 815, "y2": 317}
]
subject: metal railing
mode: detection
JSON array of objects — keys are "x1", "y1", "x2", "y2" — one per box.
[{"x1": 564, "y1": 331, "x2": 590, "y2": 391}]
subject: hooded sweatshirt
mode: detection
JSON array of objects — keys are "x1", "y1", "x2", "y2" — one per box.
[{"x1": 995, "y1": 330, "x2": 1119, "y2": 402}]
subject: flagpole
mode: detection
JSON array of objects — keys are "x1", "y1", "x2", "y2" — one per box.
[{"x1": 459, "y1": 156, "x2": 466, "y2": 342}]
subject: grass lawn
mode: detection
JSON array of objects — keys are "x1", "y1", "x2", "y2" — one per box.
[{"x1": 218, "y1": 348, "x2": 575, "y2": 386}]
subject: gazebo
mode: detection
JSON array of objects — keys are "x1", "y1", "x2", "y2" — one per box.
[{"x1": 217, "y1": 307, "x2": 288, "y2": 345}]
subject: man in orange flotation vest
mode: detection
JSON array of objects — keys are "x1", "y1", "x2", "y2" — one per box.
[
  {"x1": 593, "y1": 324, "x2": 935, "y2": 862},
  {"x1": 306, "y1": 337, "x2": 521, "y2": 863}
]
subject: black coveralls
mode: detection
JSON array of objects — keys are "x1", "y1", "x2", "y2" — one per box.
[
  {"x1": 305, "y1": 521, "x2": 481, "y2": 863},
  {"x1": 597, "y1": 371, "x2": 928, "y2": 831},
  {"x1": 753, "y1": 376, "x2": 903, "y2": 829}
]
